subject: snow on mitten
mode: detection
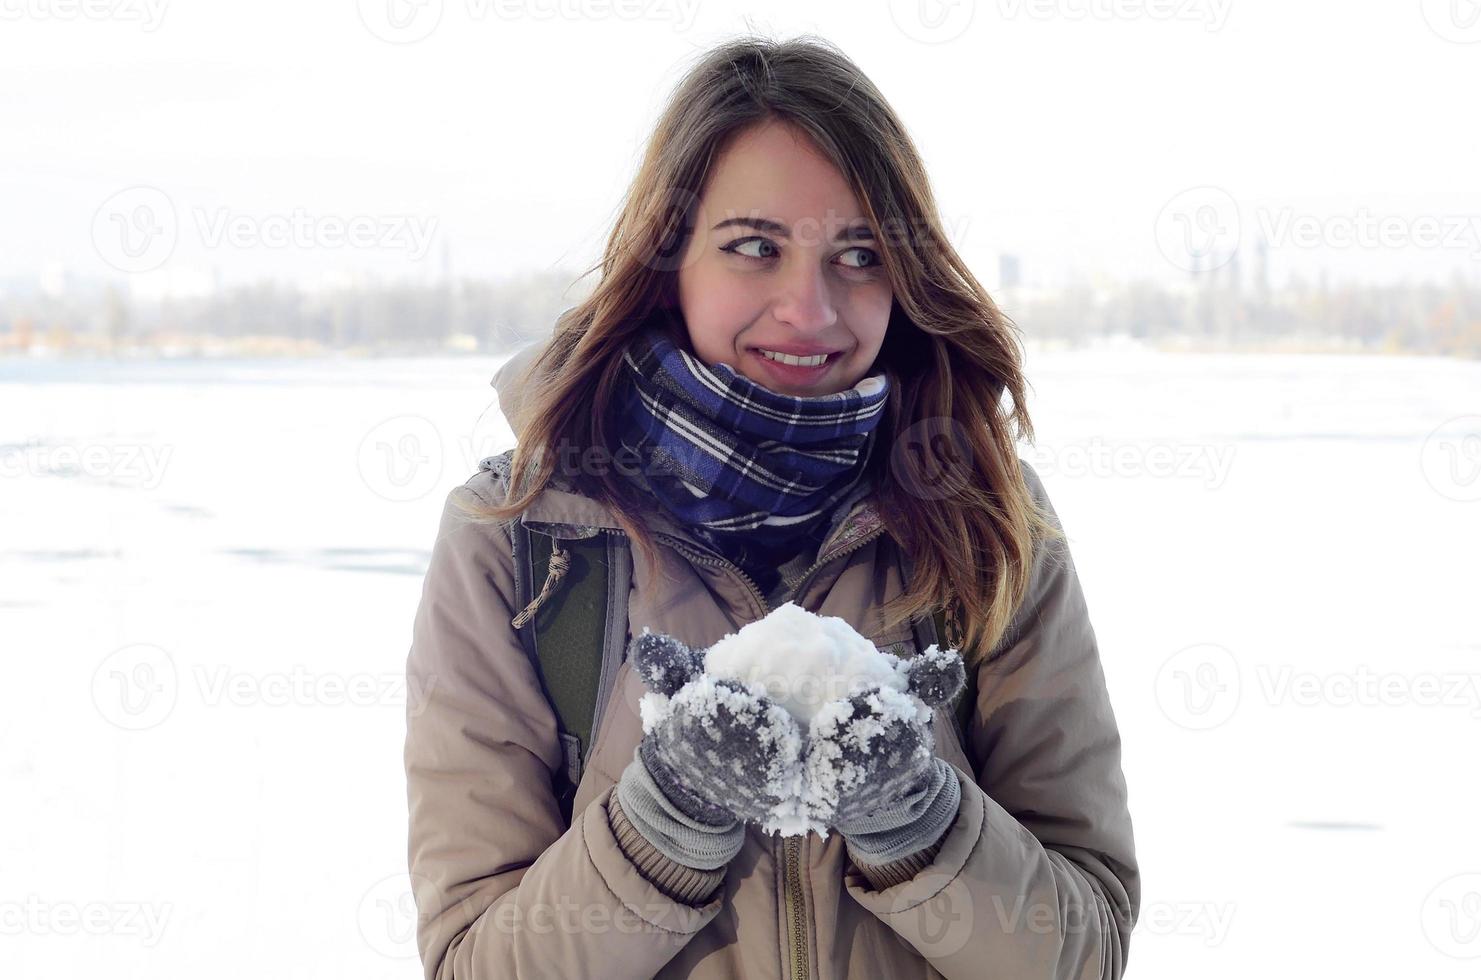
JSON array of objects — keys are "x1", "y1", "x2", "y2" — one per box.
[
  {"x1": 628, "y1": 629, "x2": 806, "y2": 833},
  {"x1": 802, "y1": 645, "x2": 966, "y2": 843}
]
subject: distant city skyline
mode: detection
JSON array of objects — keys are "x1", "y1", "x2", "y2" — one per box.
[
  {"x1": 3, "y1": 2, "x2": 1476, "y2": 297},
  {"x1": 11, "y1": 213, "x2": 1479, "y2": 305}
]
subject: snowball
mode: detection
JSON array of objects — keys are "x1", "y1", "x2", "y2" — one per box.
[
  {"x1": 800, "y1": 683, "x2": 931, "y2": 829},
  {"x1": 637, "y1": 690, "x2": 670, "y2": 735},
  {"x1": 633, "y1": 602, "x2": 943, "y2": 840},
  {"x1": 702, "y1": 602, "x2": 908, "y2": 732},
  {"x1": 638, "y1": 669, "x2": 813, "y2": 835}
]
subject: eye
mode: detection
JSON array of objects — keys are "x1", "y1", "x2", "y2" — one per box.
[
  {"x1": 836, "y1": 246, "x2": 880, "y2": 270},
  {"x1": 718, "y1": 238, "x2": 882, "y2": 274},
  {"x1": 720, "y1": 237, "x2": 779, "y2": 261}
]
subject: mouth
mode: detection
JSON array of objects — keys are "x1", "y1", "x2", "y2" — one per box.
[
  {"x1": 747, "y1": 347, "x2": 841, "y2": 385},
  {"x1": 753, "y1": 347, "x2": 837, "y2": 367}
]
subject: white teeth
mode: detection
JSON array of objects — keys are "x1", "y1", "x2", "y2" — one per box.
[{"x1": 759, "y1": 349, "x2": 829, "y2": 367}]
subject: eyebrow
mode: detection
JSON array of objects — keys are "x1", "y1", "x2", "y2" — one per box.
[{"x1": 710, "y1": 216, "x2": 875, "y2": 242}]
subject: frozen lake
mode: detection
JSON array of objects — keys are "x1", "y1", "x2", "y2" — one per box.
[{"x1": 3, "y1": 347, "x2": 1479, "y2": 978}]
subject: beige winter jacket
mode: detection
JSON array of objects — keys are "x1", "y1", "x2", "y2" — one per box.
[{"x1": 402, "y1": 345, "x2": 1139, "y2": 979}]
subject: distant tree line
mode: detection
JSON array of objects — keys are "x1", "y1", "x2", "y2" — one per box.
[{"x1": 2, "y1": 269, "x2": 1479, "y2": 359}]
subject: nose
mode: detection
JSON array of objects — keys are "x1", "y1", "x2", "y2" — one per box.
[{"x1": 770, "y1": 260, "x2": 838, "y2": 335}]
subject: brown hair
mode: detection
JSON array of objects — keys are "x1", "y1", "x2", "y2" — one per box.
[{"x1": 466, "y1": 33, "x2": 1062, "y2": 667}]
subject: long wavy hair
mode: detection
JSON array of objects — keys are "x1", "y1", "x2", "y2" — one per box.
[{"x1": 466, "y1": 33, "x2": 1062, "y2": 667}]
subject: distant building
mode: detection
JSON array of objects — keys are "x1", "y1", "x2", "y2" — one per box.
[
  {"x1": 1254, "y1": 232, "x2": 1270, "y2": 298},
  {"x1": 999, "y1": 253, "x2": 1021, "y2": 291}
]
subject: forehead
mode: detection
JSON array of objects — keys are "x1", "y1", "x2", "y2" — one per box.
[{"x1": 699, "y1": 120, "x2": 868, "y2": 234}]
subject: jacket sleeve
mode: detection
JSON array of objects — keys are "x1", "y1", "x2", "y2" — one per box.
[
  {"x1": 404, "y1": 474, "x2": 724, "y2": 980},
  {"x1": 843, "y1": 460, "x2": 1140, "y2": 979}
]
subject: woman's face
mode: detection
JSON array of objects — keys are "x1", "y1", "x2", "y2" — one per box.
[{"x1": 673, "y1": 120, "x2": 893, "y2": 397}]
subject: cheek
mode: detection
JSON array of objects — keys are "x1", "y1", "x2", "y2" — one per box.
[
  {"x1": 846, "y1": 288, "x2": 893, "y2": 357},
  {"x1": 679, "y1": 267, "x2": 757, "y2": 356}
]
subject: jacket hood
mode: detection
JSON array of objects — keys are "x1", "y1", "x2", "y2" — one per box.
[
  {"x1": 485, "y1": 334, "x2": 626, "y2": 533},
  {"x1": 491, "y1": 337, "x2": 549, "y2": 440}
]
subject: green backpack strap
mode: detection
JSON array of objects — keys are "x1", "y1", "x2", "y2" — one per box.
[{"x1": 509, "y1": 521, "x2": 631, "y2": 828}]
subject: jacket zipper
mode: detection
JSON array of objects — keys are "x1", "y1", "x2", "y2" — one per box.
[
  {"x1": 648, "y1": 530, "x2": 772, "y2": 620},
  {"x1": 648, "y1": 521, "x2": 887, "y2": 980},
  {"x1": 582, "y1": 516, "x2": 886, "y2": 980},
  {"x1": 639, "y1": 533, "x2": 811, "y2": 977},
  {"x1": 783, "y1": 836, "x2": 809, "y2": 980},
  {"x1": 760, "y1": 524, "x2": 886, "y2": 980},
  {"x1": 780, "y1": 524, "x2": 885, "y2": 610}
]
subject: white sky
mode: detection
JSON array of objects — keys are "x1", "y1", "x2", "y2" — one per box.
[{"x1": 3, "y1": 0, "x2": 1478, "y2": 294}]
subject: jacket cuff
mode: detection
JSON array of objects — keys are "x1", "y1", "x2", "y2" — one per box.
[
  {"x1": 848, "y1": 833, "x2": 949, "y2": 891},
  {"x1": 615, "y1": 748, "x2": 745, "y2": 871},
  {"x1": 608, "y1": 792, "x2": 729, "y2": 907}
]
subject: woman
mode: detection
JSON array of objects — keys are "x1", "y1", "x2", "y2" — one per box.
[{"x1": 404, "y1": 35, "x2": 1138, "y2": 979}]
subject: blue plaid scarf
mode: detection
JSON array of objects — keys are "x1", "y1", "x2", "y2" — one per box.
[{"x1": 615, "y1": 326, "x2": 890, "y2": 557}]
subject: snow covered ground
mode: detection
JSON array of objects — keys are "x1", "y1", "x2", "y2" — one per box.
[{"x1": 2, "y1": 347, "x2": 1478, "y2": 978}]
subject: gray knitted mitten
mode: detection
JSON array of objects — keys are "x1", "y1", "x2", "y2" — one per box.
[
  {"x1": 806, "y1": 648, "x2": 968, "y2": 864},
  {"x1": 617, "y1": 630, "x2": 804, "y2": 867}
]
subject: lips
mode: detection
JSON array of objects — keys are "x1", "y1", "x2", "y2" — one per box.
[
  {"x1": 748, "y1": 343, "x2": 843, "y2": 357},
  {"x1": 747, "y1": 348, "x2": 836, "y2": 388},
  {"x1": 756, "y1": 348, "x2": 833, "y2": 367}
]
